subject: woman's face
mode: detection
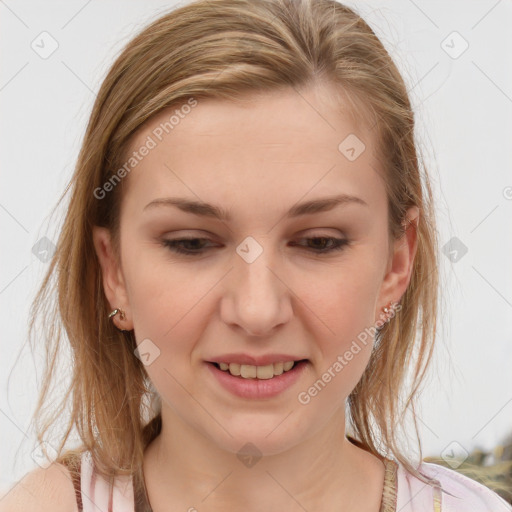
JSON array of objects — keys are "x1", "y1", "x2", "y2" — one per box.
[{"x1": 93, "y1": 83, "x2": 418, "y2": 456}]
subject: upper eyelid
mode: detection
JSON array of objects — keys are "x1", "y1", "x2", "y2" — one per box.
[
  {"x1": 162, "y1": 234, "x2": 346, "y2": 242},
  {"x1": 161, "y1": 227, "x2": 346, "y2": 238}
]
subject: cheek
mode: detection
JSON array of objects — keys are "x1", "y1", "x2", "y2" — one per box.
[
  {"x1": 128, "y1": 267, "x2": 208, "y2": 341},
  {"x1": 301, "y1": 260, "x2": 383, "y2": 348},
  {"x1": 123, "y1": 255, "x2": 212, "y2": 397},
  {"x1": 121, "y1": 231, "x2": 209, "y2": 336},
  {"x1": 299, "y1": 274, "x2": 380, "y2": 405}
]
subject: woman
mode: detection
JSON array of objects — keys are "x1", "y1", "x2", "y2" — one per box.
[{"x1": 3, "y1": 0, "x2": 510, "y2": 510}]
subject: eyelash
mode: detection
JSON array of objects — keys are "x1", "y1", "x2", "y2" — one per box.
[{"x1": 161, "y1": 236, "x2": 349, "y2": 256}]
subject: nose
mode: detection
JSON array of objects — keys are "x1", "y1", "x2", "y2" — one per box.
[{"x1": 220, "y1": 244, "x2": 293, "y2": 337}]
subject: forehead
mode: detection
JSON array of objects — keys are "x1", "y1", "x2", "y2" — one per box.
[{"x1": 120, "y1": 83, "x2": 386, "y2": 219}]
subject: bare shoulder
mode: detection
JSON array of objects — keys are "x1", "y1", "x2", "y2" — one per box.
[{"x1": 0, "y1": 462, "x2": 78, "y2": 512}]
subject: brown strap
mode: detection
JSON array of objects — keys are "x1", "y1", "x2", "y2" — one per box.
[
  {"x1": 75, "y1": 457, "x2": 84, "y2": 512},
  {"x1": 133, "y1": 468, "x2": 153, "y2": 512},
  {"x1": 432, "y1": 480, "x2": 443, "y2": 512},
  {"x1": 108, "y1": 474, "x2": 114, "y2": 512},
  {"x1": 61, "y1": 454, "x2": 83, "y2": 512},
  {"x1": 379, "y1": 459, "x2": 398, "y2": 512}
]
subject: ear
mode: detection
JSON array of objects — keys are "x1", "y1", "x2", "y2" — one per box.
[
  {"x1": 375, "y1": 206, "x2": 420, "y2": 321},
  {"x1": 92, "y1": 226, "x2": 133, "y2": 331}
]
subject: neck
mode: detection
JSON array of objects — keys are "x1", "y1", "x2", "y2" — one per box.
[{"x1": 142, "y1": 406, "x2": 386, "y2": 512}]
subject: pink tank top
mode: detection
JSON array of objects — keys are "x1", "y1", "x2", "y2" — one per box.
[{"x1": 67, "y1": 450, "x2": 512, "y2": 511}]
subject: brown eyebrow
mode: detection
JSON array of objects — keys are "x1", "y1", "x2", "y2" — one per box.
[{"x1": 143, "y1": 193, "x2": 368, "y2": 221}]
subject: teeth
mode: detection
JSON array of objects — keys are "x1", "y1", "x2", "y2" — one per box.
[
  {"x1": 216, "y1": 361, "x2": 299, "y2": 379},
  {"x1": 256, "y1": 364, "x2": 274, "y2": 380},
  {"x1": 241, "y1": 364, "x2": 257, "y2": 378},
  {"x1": 273, "y1": 362, "x2": 284, "y2": 375},
  {"x1": 229, "y1": 363, "x2": 241, "y2": 376}
]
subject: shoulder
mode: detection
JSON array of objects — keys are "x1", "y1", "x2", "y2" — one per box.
[
  {"x1": 399, "y1": 461, "x2": 512, "y2": 512},
  {"x1": 0, "y1": 461, "x2": 78, "y2": 512}
]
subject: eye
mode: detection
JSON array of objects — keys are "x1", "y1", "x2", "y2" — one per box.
[
  {"x1": 161, "y1": 235, "x2": 349, "y2": 257},
  {"x1": 291, "y1": 236, "x2": 349, "y2": 253},
  {"x1": 161, "y1": 237, "x2": 213, "y2": 255}
]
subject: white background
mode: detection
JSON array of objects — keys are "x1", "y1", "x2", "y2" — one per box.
[{"x1": 1, "y1": 0, "x2": 511, "y2": 496}]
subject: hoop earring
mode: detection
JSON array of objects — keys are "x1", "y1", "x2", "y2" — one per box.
[{"x1": 108, "y1": 308, "x2": 129, "y2": 331}]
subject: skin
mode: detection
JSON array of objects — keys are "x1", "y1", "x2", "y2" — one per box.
[{"x1": 93, "y1": 81, "x2": 419, "y2": 512}]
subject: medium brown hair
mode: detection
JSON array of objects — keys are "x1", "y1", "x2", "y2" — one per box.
[{"x1": 26, "y1": 0, "x2": 440, "y2": 487}]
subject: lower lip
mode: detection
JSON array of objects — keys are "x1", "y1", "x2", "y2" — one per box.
[{"x1": 205, "y1": 361, "x2": 309, "y2": 399}]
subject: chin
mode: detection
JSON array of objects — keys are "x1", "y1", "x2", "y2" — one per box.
[
  {"x1": 203, "y1": 415, "x2": 311, "y2": 459},
  {"x1": 219, "y1": 434, "x2": 298, "y2": 460}
]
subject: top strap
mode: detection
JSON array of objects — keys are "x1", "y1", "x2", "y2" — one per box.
[
  {"x1": 61, "y1": 452, "x2": 83, "y2": 512},
  {"x1": 79, "y1": 451, "x2": 135, "y2": 512},
  {"x1": 380, "y1": 458, "x2": 398, "y2": 512}
]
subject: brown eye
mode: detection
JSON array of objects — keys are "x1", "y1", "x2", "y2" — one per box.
[
  {"x1": 161, "y1": 236, "x2": 349, "y2": 257},
  {"x1": 161, "y1": 237, "x2": 213, "y2": 255},
  {"x1": 291, "y1": 237, "x2": 349, "y2": 254}
]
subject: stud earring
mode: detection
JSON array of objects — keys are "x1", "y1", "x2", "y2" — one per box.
[
  {"x1": 377, "y1": 300, "x2": 401, "y2": 329},
  {"x1": 382, "y1": 304, "x2": 392, "y2": 323}
]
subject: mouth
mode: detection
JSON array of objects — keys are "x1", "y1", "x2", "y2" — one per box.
[
  {"x1": 207, "y1": 359, "x2": 309, "y2": 380},
  {"x1": 205, "y1": 359, "x2": 310, "y2": 399}
]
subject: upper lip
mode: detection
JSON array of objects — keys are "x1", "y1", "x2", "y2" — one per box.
[{"x1": 207, "y1": 353, "x2": 307, "y2": 366}]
